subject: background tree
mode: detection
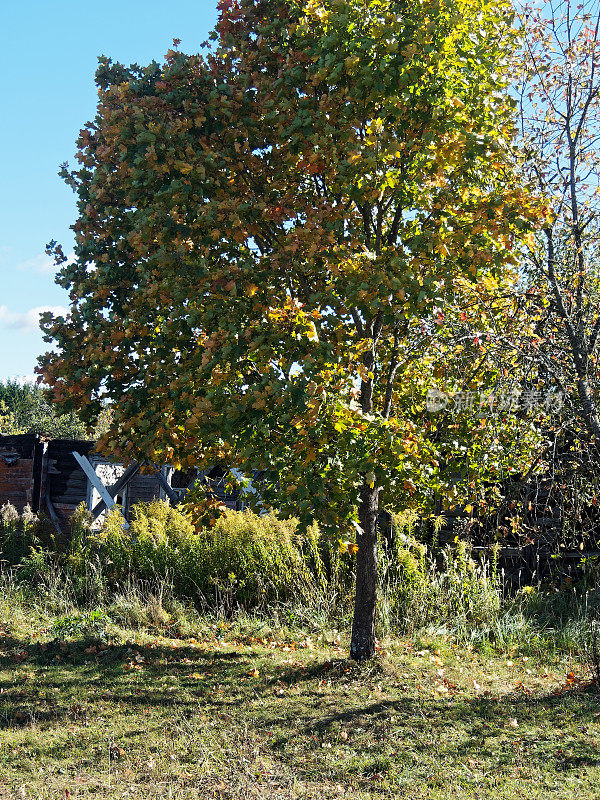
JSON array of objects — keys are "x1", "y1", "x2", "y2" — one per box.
[
  {"x1": 515, "y1": 0, "x2": 600, "y2": 544},
  {"x1": 519, "y1": 0, "x2": 600, "y2": 441},
  {"x1": 42, "y1": 0, "x2": 538, "y2": 659},
  {"x1": 0, "y1": 380, "x2": 87, "y2": 439},
  {"x1": 0, "y1": 400, "x2": 21, "y2": 435}
]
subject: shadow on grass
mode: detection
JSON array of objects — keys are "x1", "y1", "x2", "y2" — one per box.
[
  {"x1": 262, "y1": 657, "x2": 600, "y2": 780},
  {"x1": 264, "y1": 690, "x2": 600, "y2": 782},
  {"x1": 0, "y1": 633, "x2": 254, "y2": 729},
  {"x1": 2, "y1": 631, "x2": 600, "y2": 783},
  {"x1": 267, "y1": 656, "x2": 389, "y2": 687},
  {"x1": 0, "y1": 634, "x2": 247, "y2": 670}
]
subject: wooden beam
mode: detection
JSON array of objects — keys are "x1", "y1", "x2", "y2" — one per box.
[
  {"x1": 45, "y1": 496, "x2": 63, "y2": 536},
  {"x1": 32, "y1": 440, "x2": 47, "y2": 514},
  {"x1": 155, "y1": 469, "x2": 180, "y2": 505},
  {"x1": 72, "y1": 451, "x2": 129, "y2": 528},
  {"x1": 91, "y1": 461, "x2": 141, "y2": 520}
]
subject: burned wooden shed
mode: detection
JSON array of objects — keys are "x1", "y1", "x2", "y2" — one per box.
[
  {"x1": 0, "y1": 434, "x2": 245, "y2": 533},
  {"x1": 0, "y1": 434, "x2": 46, "y2": 513},
  {"x1": 0, "y1": 434, "x2": 168, "y2": 532}
]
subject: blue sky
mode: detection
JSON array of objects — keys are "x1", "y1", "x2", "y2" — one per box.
[{"x1": 0, "y1": 0, "x2": 218, "y2": 381}]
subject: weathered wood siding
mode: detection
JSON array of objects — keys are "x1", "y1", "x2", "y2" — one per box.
[
  {"x1": 46, "y1": 439, "x2": 95, "y2": 528},
  {"x1": 127, "y1": 471, "x2": 164, "y2": 504}
]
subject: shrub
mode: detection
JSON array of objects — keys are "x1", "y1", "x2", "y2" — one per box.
[
  {"x1": 50, "y1": 609, "x2": 111, "y2": 640},
  {"x1": 196, "y1": 511, "x2": 318, "y2": 607},
  {"x1": 67, "y1": 501, "x2": 326, "y2": 610},
  {"x1": 378, "y1": 515, "x2": 502, "y2": 637}
]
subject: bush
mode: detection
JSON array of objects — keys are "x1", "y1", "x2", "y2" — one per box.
[
  {"x1": 50, "y1": 609, "x2": 111, "y2": 640},
  {"x1": 196, "y1": 511, "x2": 321, "y2": 607},
  {"x1": 64, "y1": 500, "x2": 506, "y2": 631},
  {"x1": 5, "y1": 498, "x2": 600, "y2": 655},
  {"x1": 67, "y1": 501, "x2": 327, "y2": 610}
]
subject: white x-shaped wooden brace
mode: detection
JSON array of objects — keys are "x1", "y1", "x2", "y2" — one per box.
[{"x1": 72, "y1": 452, "x2": 137, "y2": 528}]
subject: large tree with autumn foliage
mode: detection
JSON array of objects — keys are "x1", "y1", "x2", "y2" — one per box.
[{"x1": 41, "y1": 0, "x2": 539, "y2": 660}]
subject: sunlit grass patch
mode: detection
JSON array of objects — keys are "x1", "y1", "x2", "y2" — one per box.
[{"x1": 1, "y1": 588, "x2": 600, "y2": 800}]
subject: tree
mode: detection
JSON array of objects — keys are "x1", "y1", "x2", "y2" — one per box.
[
  {"x1": 511, "y1": 0, "x2": 600, "y2": 542},
  {"x1": 0, "y1": 401, "x2": 21, "y2": 435},
  {"x1": 0, "y1": 380, "x2": 87, "y2": 439},
  {"x1": 41, "y1": 0, "x2": 538, "y2": 660},
  {"x1": 518, "y1": 0, "x2": 600, "y2": 447}
]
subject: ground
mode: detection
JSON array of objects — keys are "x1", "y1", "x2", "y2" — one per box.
[{"x1": 1, "y1": 614, "x2": 599, "y2": 799}]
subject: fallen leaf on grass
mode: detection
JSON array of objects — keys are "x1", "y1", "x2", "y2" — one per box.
[
  {"x1": 13, "y1": 650, "x2": 29, "y2": 663},
  {"x1": 109, "y1": 744, "x2": 124, "y2": 760}
]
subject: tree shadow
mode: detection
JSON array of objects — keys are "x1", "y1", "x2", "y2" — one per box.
[
  {"x1": 261, "y1": 659, "x2": 600, "y2": 783},
  {"x1": 0, "y1": 633, "x2": 247, "y2": 669},
  {"x1": 265, "y1": 656, "x2": 387, "y2": 688},
  {"x1": 3, "y1": 631, "x2": 600, "y2": 786},
  {"x1": 0, "y1": 632, "x2": 253, "y2": 729}
]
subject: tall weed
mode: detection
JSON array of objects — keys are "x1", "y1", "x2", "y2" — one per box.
[
  {"x1": 0, "y1": 502, "x2": 39, "y2": 567},
  {"x1": 378, "y1": 516, "x2": 502, "y2": 638}
]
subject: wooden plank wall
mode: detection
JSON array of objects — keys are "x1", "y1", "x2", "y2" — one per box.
[
  {"x1": 127, "y1": 472, "x2": 164, "y2": 505},
  {"x1": 46, "y1": 439, "x2": 95, "y2": 530}
]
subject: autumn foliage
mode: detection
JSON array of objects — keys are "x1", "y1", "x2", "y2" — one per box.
[{"x1": 41, "y1": 0, "x2": 540, "y2": 659}]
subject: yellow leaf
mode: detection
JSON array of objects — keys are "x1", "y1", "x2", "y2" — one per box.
[
  {"x1": 304, "y1": 447, "x2": 316, "y2": 464},
  {"x1": 435, "y1": 242, "x2": 450, "y2": 259}
]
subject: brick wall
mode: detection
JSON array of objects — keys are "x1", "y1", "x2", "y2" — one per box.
[{"x1": 0, "y1": 435, "x2": 39, "y2": 512}]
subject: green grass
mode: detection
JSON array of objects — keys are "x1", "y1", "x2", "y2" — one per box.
[{"x1": 1, "y1": 593, "x2": 600, "y2": 799}]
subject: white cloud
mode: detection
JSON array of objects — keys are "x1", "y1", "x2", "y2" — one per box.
[
  {"x1": 0, "y1": 305, "x2": 69, "y2": 332},
  {"x1": 16, "y1": 252, "x2": 74, "y2": 275}
]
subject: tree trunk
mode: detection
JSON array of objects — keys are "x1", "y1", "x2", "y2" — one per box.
[{"x1": 349, "y1": 482, "x2": 379, "y2": 661}]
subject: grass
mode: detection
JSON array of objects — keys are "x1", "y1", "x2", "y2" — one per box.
[{"x1": 1, "y1": 589, "x2": 600, "y2": 799}]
